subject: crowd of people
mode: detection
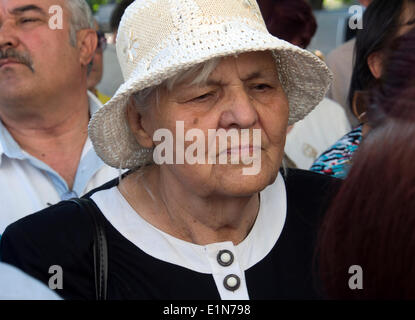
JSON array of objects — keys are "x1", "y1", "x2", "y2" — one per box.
[{"x1": 0, "y1": 0, "x2": 414, "y2": 300}]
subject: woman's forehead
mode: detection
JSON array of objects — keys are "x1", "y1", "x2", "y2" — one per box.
[
  {"x1": 213, "y1": 51, "x2": 277, "y2": 77},
  {"x1": 175, "y1": 51, "x2": 278, "y2": 89}
]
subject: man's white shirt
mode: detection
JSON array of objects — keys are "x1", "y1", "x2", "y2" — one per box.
[
  {"x1": 285, "y1": 97, "x2": 352, "y2": 169},
  {"x1": 0, "y1": 91, "x2": 119, "y2": 234}
]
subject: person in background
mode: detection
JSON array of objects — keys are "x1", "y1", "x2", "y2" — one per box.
[
  {"x1": 317, "y1": 27, "x2": 415, "y2": 299},
  {"x1": 259, "y1": 0, "x2": 316, "y2": 49},
  {"x1": 258, "y1": 0, "x2": 351, "y2": 170},
  {"x1": 110, "y1": 0, "x2": 134, "y2": 43},
  {"x1": 87, "y1": 20, "x2": 111, "y2": 104},
  {"x1": 0, "y1": 0, "x2": 119, "y2": 234},
  {"x1": 94, "y1": 0, "x2": 133, "y2": 98},
  {"x1": 326, "y1": 0, "x2": 372, "y2": 127},
  {"x1": 0, "y1": 262, "x2": 62, "y2": 300},
  {"x1": 311, "y1": 0, "x2": 415, "y2": 179}
]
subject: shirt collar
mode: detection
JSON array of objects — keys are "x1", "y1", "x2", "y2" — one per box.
[
  {"x1": 0, "y1": 91, "x2": 102, "y2": 166},
  {"x1": 0, "y1": 119, "x2": 26, "y2": 164},
  {"x1": 91, "y1": 173, "x2": 287, "y2": 274}
]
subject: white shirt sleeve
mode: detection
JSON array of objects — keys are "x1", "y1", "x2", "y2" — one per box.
[{"x1": 0, "y1": 262, "x2": 62, "y2": 300}]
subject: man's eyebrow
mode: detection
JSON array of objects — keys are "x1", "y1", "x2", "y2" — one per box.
[{"x1": 9, "y1": 5, "x2": 47, "y2": 15}]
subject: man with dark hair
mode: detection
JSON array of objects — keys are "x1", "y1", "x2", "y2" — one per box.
[{"x1": 110, "y1": 0, "x2": 134, "y2": 42}]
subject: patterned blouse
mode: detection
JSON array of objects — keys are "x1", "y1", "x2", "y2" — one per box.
[{"x1": 310, "y1": 125, "x2": 363, "y2": 179}]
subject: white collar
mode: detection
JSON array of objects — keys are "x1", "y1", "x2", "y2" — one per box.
[{"x1": 91, "y1": 173, "x2": 287, "y2": 274}]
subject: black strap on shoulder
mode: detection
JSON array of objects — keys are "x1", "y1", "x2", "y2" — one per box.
[{"x1": 69, "y1": 198, "x2": 108, "y2": 300}]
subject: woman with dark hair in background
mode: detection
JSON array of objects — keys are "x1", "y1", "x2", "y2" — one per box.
[
  {"x1": 259, "y1": 0, "x2": 317, "y2": 49},
  {"x1": 326, "y1": 0, "x2": 372, "y2": 125},
  {"x1": 311, "y1": 0, "x2": 415, "y2": 179},
  {"x1": 317, "y1": 26, "x2": 415, "y2": 299},
  {"x1": 110, "y1": 0, "x2": 134, "y2": 41},
  {"x1": 258, "y1": 0, "x2": 352, "y2": 170}
]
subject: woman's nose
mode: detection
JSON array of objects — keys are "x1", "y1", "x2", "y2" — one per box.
[{"x1": 218, "y1": 88, "x2": 258, "y2": 129}]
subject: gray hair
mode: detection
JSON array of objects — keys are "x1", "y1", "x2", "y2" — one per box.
[
  {"x1": 66, "y1": 0, "x2": 95, "y2": 46},
  {"x1": 132, "y1": 58, "x2": 221, "y2": 111}
]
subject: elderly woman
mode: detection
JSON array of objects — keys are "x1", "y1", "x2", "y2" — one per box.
[{"x1": 1, "y1": 0, "x2": 333, "y2": 300}]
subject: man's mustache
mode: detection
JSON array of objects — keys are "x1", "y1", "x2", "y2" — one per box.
[{"x1": 0, "y1": 48, "x2": 34, "y2": 72}]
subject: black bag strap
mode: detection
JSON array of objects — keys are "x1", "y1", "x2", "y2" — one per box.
[{"x1": 69, "y1": 198, "x2": 108, "y2": 300}]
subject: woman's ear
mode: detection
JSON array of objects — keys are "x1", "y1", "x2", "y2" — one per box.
[
  {"x1": 126, "y1": 97, "x2": 155, "y2": 149},
  {"x1": 367, "y1": 52, "x2": 383, "y2": 79}
]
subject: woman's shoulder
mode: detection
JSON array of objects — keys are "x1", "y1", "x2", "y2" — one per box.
[
  {"x1": 283, "y1": 168, "x2": 340, "y2": 226},
  {"x1": 283, "y1": 168, "x2": 339, "y2": 191},
  {"x1": 283, "y1": 168, "x2": 339, "y2": 203},
  {"x1": 0, "y1": 200, "x2": 94, "y2": 298},
  {"x1": 1, "y1": 176, "x2": 120, "y2": 244},
  {"x1": 0, "y1": 177, "x2": 121, "y2": 299},
  {"x1": 1, "y1": 200, "x2": 88, "y2": 245}
]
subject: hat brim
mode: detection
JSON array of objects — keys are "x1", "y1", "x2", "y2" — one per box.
[{"x1": 89, "y1": 23, "x2": 332, "y2": 169}]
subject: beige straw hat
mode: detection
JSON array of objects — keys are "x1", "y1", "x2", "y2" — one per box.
[{"x1": 89, "y1": 0, "x2": 332, "y2": 169}]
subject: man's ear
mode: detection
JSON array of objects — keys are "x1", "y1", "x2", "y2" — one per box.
[
  {"x1": 126, "y1": 98, "x2": 154, "y2": 149},
  {"x1": 77, "y1": 29, "x2": 98, "y2": 67},
  {"x1": 367, "y1": 51, "x2": 383, "y2": 79}
]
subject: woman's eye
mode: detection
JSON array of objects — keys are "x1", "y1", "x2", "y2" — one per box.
[
  {"x1": 253, "y1": 84, "x2": 272, "y2": 91},
  {"x1": 190, "y1": 92, "x2": 214, "y2": 102}
]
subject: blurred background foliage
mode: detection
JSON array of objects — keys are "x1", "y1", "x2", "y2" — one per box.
[
  {"x1": 86, "y1": 0, "x2": 120, "y2": 13},
  {"x1": 86, "y1": 0, "x2": 359, "y2": 13}
]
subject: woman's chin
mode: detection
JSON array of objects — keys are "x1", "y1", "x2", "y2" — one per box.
[{"x1": 209, "y1": 164, "x2": 279, "y2": 197}]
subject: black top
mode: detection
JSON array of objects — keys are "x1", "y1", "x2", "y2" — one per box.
[{"x1": 0, "y1": 169, "x2": 338, "y2": 300}]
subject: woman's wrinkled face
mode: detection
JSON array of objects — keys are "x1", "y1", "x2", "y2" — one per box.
[{"x1": 139, "y1": 51, "x2": 289, "y2": 197}]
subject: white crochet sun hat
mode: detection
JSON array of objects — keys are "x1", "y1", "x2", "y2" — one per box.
[{"x1": 89, "y1": 0, "x2": 332, "y2": 169}]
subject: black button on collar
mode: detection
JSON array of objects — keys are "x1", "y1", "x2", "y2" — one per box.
[
  {"x1": 223, "y1": 274, "x2": 241, "y2": 291},
  {"x1": 217, "y1": 250, "x2": 234, "y2": 267}
]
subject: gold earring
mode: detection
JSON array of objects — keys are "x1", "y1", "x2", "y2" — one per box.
[{"x1": 352, "y1": 90, "x2": 369, "y2": 124}]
